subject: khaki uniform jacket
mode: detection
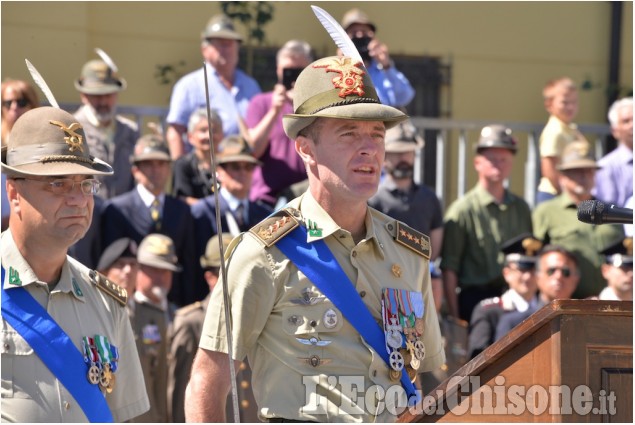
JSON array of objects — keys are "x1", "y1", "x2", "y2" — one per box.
[
  {"x1": 129, "y1": 296, "x2": 169, "y2": 423},
  {"x1": 167, "y1": 295, "x2": 259, "y2": 423},
  {"x1": 0, "y1": 230, "x2": 149, "y2": 422},
  {"x1": 200, "y1": 192, "x2": 445, "y2": 422}
]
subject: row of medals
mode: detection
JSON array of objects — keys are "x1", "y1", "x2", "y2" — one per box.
[
  {"x1": 87, "y1": 362, "x2": 116, "y2": 393},
  {"x1": 386, "y1": 318, "x2": 426, "y2": 382}
]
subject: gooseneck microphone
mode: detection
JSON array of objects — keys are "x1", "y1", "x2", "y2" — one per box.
[{"x1": 577, "y1": 199, "x2": 634, "y2": 225}]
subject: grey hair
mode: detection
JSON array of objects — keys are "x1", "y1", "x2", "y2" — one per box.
[
  {"x1": 188, "y1": 107, "x2": 221, "y2": 133},
  {"x1": 277, "y1": 40, "x2": 313, "y2": 63},
  {"x1": 607, "y1": 97, "x2": 633, "y2": 127}
]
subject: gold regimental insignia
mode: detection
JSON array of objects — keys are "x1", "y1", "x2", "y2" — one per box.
[
  {"x1": 522, "y1": 238, "x2": 543, "y2": 256},
  {"x1": 89, "y1": 270, "x2": 127, "y2": 306},
  {"x1": 313, "y1": 57, "x2": 366, "y2": 98},
  {"x1": 624, "y1": 237, "x2": 633, "y2": 256},
  {"x1": 394, "y1": 221, "x2": 430, "y2": 259},
  {"x1": 49, "y1": 120, "x2": 84, "y2": 153},
  {"x1": 250, "y1": 208, "x2": 299, "y2": 247}
]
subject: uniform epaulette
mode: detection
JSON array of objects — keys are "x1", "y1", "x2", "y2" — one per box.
[
  {"x1": 392, "y1": 221, "x2": 430, "y2": 259},
  {"x1": 89, "y1": 270, "x2": 127, "y2": 307},
  {"x1": 175, "y1": 301, "x2": 203, "y2": 317},
  {"x1": 480, "y1": 297, "x2": 501, "y2": 308},
  {"x1": 249, "y1": 208, "x2": 300, "y2": 247}
]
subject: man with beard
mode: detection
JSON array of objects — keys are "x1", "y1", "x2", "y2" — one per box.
[
  {"x1": 74, "y1": 53, "x2": 138, "y2": 199},
  {"x1": 533, "y1": 140, "x2": 625, "y2": 298},
  {"x1": 441, "y1": 125, "x2": 533, "y2": 322},
  {"x1": 369, "y1": 120, "x2": 444, "y2": 311}
]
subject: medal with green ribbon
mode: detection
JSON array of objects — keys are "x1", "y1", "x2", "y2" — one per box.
[{"x1": 94, "y1": 335, "x2": 115, "y2": 393}]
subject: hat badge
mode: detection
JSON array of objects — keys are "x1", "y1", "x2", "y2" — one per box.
[
  {"x1": 148, "y1": 238, "x2": 171, "y2": 255},
  {"x1": 521, "y1": 238, "x2": 542, "y2": 256},
  {"x1": 313, "y1": 56, "x2": 365, "y2": 98},
  {"x1": 624, "y1": 238, "x2": 633, "y2": 256},
  {"x1": 49, "y1": 120, "x2": 84, "y2": 153}
]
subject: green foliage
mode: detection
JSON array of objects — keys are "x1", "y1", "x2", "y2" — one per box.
[{"x1": 221, "y1": 1, "x2": 274, "y2": 46}]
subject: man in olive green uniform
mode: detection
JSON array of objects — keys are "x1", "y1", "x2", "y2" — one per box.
[
  {"x1": 186, "y1": 54, "x2": 445, "y2": 422},
  {"x1": 130, "y1": 233, "x2": 181, "y2": 423},
  {"x1": 441, "y1": 125, "x2": 533, "y2": 322},
  {"x1": 1, "y1": 106, "x2": 149, "y2": 421},
  {"x1": 533, "y1": 140, "x2": 625, "y2": 298}
]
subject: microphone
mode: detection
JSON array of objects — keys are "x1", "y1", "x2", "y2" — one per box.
[{"x1": 577, "y1": 200, "x2": 634, "y2": 225}]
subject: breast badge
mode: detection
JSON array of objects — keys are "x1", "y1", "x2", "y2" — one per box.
[
  {"x1": 323, "y1": 308, "x2": 339, "y2": 329},
  {"x1": 381, "y1": 288, "x2": 426, "y2": 378}
]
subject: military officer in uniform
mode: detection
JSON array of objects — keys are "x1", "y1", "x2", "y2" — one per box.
[
  {"x1": 168, "y1": 233, "x2": 258, "y2": 422},
  {"x1": 1, "y1": 106, "x2": 149, "y2": 421},
  {"x1": 130, "y1": 233, "x2": 181, "y2": 423},
  {"x1": 467, "y1": 233, "x2": 541, "y2": 359},
  {"x1": 186, "y1": 55, "x2": 445, "y2": 422}
]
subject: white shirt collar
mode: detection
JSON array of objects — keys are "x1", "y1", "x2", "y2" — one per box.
[{"x1": 136, "y1": 184, "x2": 165, "y2": 208}]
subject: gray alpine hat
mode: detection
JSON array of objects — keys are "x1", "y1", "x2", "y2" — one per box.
[{"x1": 1, "y1": 106, "x2": 113, "y2": 177}]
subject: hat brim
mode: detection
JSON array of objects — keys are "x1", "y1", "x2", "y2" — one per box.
[
  {"x1": 557, "y1": 161, "x2": 600, "y2": 171},
  {"x1": 283, "y1": 103, "x2": 408, "y2": 140},
  {"x1": 386, "y1": 140, "x2": 425, "y2": 153},
  {"x1": 217, "y1": 154, "x2": 262, "y2": 166},
  {"x1": 131, "y1": 153, "x2": 172, "y2": 164},
  {"x1": 1, "y1": 152, "x2": 113, "y2": 177},
  {"x1": 202, "y1": 31, "x2": 243, "y2": 42},
  {"x1": 138, "y1": 258, "x2": 182, "y2": 272},
  {"x1": 74, "y1": 78, "x2": 127, "y2": 95}
]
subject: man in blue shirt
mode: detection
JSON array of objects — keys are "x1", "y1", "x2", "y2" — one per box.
[
  {"x1": 594, "y1": 97, "x2": 633, "y2": 207},
  {"x1": 166, "y1": 14, "x2": 261, "y2": 159},
  {"x1": 340, "y1": 8, "x2": 415, "y2": 108}
]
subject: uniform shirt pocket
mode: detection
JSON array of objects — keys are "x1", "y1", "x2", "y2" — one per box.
[{"x1": 1, "y1": 328, "x2": 35, "y2": 398}]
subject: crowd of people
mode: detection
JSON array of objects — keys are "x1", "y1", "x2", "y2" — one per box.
[{"x1": 1, "y1": 7, "x2": 632, "y2": 423}]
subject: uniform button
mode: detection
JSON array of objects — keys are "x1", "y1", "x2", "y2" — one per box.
[
  {"x1": 352, "y1": 251, "x2": 357, "y2": 258},
  {"x1": 241, "y1": 380, "x2": 249, "y2": 389},
  {"x1": 239, "y1": 362, "x2": 247, "y2": 371},
  {"x1": 64, "y1": 401, "x2": 71, "y2": 410},
  {"x1": 3, "y1": 343, "x2": 10, "y2": 351},
  {"x1": 372, "y1": 370, "x2": 377, "y2": 377},
  {"x1": 310, "y1": 320, "x2": 317, "y2": 327},
  {"x1": 241, "y1": 400, "x2": 250, "y2": 409},
  {"x1": 359, "y1": 291, "x2": 366, "y2": 298}
]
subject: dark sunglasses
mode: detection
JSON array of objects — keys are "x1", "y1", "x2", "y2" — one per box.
[
  {"x1": 2, "y1": 98, "x2": 29, "y2": 109},
  {"x1": 545, "y1": 266, "x2": 572, "y2": 277},
  {"x1": 223, "y1": 162, "x2": 256, "y2": 172}
]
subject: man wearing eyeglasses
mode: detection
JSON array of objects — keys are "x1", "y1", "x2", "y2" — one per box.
[
  {"x1": 495, "y1": 244, "x2": 580, "y2": 341},
  {"x1": 467, "y1": 233, "x2": 541, "y2": 359},
  {"x1": 165, "y1": 14, "x2": 261, "y2": 159},
  {"x1": 1, "y1": 106, "x2": 149, "y2": 422}
]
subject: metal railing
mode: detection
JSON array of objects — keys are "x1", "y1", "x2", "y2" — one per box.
[{"x1": 60, "y1": 103, "x2": 612, "y2": 209}]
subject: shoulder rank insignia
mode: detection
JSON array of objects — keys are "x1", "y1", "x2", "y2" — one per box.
[
  {"x1": 250, "y1": 208, "x2": 300, "y2": 247},
  {"x1": 89, "y1": 270, "x2": 127, "y2": 306},
  {"x1": 393, "y1": 221, "x2": 430, "y2": 259}
]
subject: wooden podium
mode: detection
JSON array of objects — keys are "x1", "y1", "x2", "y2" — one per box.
[{"x1": 399, "y1": 300, "x2": 632, "y2": 423}]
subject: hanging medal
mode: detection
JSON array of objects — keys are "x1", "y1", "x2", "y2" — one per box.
[
  {"x1": 95, "y1": 335, "x2": 115, "y2": 393},
  {"x1": 82, "y1": 336, "x2": 101, "y2": 386}
]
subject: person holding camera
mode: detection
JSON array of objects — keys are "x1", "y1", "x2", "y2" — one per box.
[
  {"x1": 245, "y1": 40, "x2": 314, "y2": 207},
  {"x1": 341, "y1": 8, "x2": 415, "y2": 108}
]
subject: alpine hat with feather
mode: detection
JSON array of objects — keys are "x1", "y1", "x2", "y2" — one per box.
[
  {"x1": 1, "y1": 106, "x2": 114, "y2": 177},
  {"x1": 282, "y1": 55, "x2": 407, "y2": 140}
]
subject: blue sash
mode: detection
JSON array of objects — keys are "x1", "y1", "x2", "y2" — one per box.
[
  {"x1": 276, "y1": 226, "x2": 420, "y2": 405},
  {"x1": 0, "y1": 266, "x2": 114, "y2": 422}
]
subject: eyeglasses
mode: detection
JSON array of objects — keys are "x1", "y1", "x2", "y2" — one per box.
[
  {"x1": 222, "y1": 162, "x2": 256, "y2": 172},
  {"x1": 2, "y1": 98, "x2": 29, "y2": 109},
  {"x1": 15, "y1": 178, "x2": 102, "y2": 195},
  {"x1": 545, "y1": 266, "x2": 572, "y2": 277}
]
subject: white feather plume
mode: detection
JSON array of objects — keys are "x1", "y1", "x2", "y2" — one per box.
[
  {"x1": 95, "y1": 47, "x2": 118, "y2": 73},
  {"x1": 24, "y1": 59, "x2": 59, "y2": 109},
  {"x1": 311, "y1": 5, "x2": 364, "y2": 64}
]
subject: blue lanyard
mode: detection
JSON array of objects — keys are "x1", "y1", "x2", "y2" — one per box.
[
  {"x1": 276, "y1": 226, "x2": 420, "y2": 405},
  {"x1": 0, "y1": 266, "x2": 113, "y2": 422}
]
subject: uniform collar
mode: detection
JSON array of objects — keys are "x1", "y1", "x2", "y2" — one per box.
[
  {"x1": 1, "y1": 230, "x2": 86, "y2": 302},
  {"x1": 474, "y1": 184, "x2": 511, "y2": 207},
  {"x1": 292, "y1": 191, "x2": 384, "y2": 257}
]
